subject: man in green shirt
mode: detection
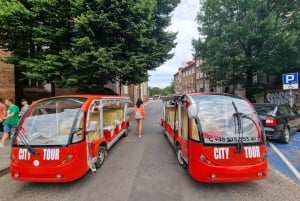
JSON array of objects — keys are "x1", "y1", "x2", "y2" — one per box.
[{"x1": 0, "y1": 99, "x2": 19, "y2": 147}]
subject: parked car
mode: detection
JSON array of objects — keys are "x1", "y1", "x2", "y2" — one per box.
[{"x1": 254, "y1": 103, "x2": 300, "y2": 143}]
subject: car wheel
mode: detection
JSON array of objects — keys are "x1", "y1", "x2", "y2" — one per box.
[
  {"x1": 176, "y1": 145, "x2": 187, "y2": 169},
  {"x1": 162, "y1": 129, "x2": 166, "y2": 136},
  {"x1": 123, "y1": 126, "x2": 129, "y2": 137},
  {"x1": 95, "y1": 145, "x2": 106, "y2": 168},
  {"x1": 281, "y1": 127, "x2": 290, "y2": 144}
]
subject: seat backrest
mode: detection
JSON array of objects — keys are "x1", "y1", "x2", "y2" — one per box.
[
  {"x1": 103, "y1": 110, "x2": 117, "y2": 126},
  {"x1": 87, "y1": 112, "x2": 100, "y2": 141},
  {"x1": 60, "y1": 118, "x2": 73, "y2": 135},
  {"x1": 106, "y1": 108, "x2": 124, "y2": 121}
]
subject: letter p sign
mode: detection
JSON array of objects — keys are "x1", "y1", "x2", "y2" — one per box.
[
  {"x1": 286, "y1": 75, "x2": 295, "y2": 83},
  {"x1": 282, "y1": 73, "x2": 298, "y2": 90}
]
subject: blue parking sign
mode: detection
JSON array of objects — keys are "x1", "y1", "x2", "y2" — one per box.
[{"x1": 282, "y1": 73, "x2": 298, "y2": 89}]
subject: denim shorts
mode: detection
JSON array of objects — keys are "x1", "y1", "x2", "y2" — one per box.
[{"x1": 3, "y1": 123, "x2": 17, "y2": 135}]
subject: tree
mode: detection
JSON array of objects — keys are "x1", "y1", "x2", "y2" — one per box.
[
  {"x1": 194, "y1": 0, "x2": 300, "y2": 100},
  {"x1": 0, "y1": 0, "x2": 180, "y2": 93},
  {"x1": 149, "y1": 87, "x2": 162, "y2": 97},
  {"x1": 149, "y1": 80, "x2": 174, "y2": 97}
]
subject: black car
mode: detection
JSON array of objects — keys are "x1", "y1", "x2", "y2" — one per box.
[{"x1": 254, "y1": 103, "x2": 300, "y2": 143}]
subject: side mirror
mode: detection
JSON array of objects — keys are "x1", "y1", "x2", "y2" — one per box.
[
  {"x1": 188, "y1": 103, "x2": 198, "y2": 119},
  {"x1": 86, "y1": 121, "x2": 97, "y2": 133}
]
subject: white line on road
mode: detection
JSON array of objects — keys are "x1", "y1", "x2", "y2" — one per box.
[{"x1": 269, "y1": 142, "x2": 300, "y2": 181}]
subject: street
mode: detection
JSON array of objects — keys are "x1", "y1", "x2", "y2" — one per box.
[
  {"x1": 268, "y1": 132, "x2": 300, "y2": 183},
  {"x1": 0, "y1": 100, "x2": 299, "y2": 201}
]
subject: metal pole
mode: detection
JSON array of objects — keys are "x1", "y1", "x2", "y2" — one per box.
[{"x1": 289, "y1": 88, "x2": 293, "y2": 107}]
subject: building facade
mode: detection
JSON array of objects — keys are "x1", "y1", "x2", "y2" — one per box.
[
  {"x1": 174, "y1": 59, "x2": 210, "y2": 94},
  {"x1": 0, "y1": 49, "x2": 15, "y2": 101},
  {"x1": 105, "y1": 81, "x2": 148, "y2": 106}
]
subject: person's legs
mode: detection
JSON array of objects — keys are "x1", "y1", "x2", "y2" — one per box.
[
  {"x1": 0, "y1": 123, "x2": 11, "y2": 147},
  {"x1": 138, "y1": 119, "x2": 143, "y2": 137},
  {"x1": 136, "y1": 119, "x2": 140, "y2": 136},
  {"x1": 0, "y1": 122, "x2": 3, "y2": 132}
]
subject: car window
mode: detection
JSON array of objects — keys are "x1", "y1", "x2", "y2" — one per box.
[
  {"x1": 278, "y1": 105, "x2": 291, "y2": 116},
  {"x1": 254, "y1": 104, "x2": 275, "y2": 115}
]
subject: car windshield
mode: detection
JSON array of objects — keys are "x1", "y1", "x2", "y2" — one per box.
[
  {"x1": 191, "y1": 94, "x2": 262, "y2": 145},
  {"x1": 15, "y1": 97, "x2": 86, "y2": 146}
]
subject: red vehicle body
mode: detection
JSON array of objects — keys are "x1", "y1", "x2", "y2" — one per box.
[
  {"x1": 160, "y1": 93, "x2": 268, "y2": 183},
  {"x1": 10, "y1": 95, "x2": 131, "y2": 182}
]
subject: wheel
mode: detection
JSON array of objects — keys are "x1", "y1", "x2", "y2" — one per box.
[
  {"x1": 95, "y1": 145, "x2": 107, "y2": 168},
  {"x1": 176, "y1": 145, "x2": 187, "y2": 169},
  {"x1": 163, "y1": 129, "x2": 166, "y2": 136},
  {"x1": 123, "y1": 126, "x2": 129, "y2": 137},
  {"x1": 281, "y1": 127, "x2": 290, "y2": 144}
]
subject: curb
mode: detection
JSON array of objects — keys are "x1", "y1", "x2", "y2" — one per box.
[{"x1": 0, "y1": 167, "x2": 9, "y2": 177}]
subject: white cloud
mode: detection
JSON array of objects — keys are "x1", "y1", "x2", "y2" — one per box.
[{"x1": 148, "y1": 0, "x2": 200, "y2": 88}]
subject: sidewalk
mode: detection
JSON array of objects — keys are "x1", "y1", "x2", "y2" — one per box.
[{"x1": 0, "y1": 132, "x2": 11, "y2": 177}]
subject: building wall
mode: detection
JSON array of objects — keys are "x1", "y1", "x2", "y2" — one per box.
[
  {"x1": 0, "y1": 50, "x2": 15, "y2": 101},
  {"x1": 174, "y1": 60, "x2": 209, "y2": 94},
  {"x1": 105, "y1": 81, "x2": 148, "y2": 106}
]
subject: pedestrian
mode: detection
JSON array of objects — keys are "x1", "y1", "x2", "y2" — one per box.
[
  {"x1": 0, "y1": 99, "x2": 20, "y2": 147},
  {"x1": 0, "y1": 99, "x2": 6, "y2": 132},
  {"x1": 224, "y1": 86, "x2": 230, "y2": 93},
  {"x1": 20, "y1": 98, "x2": 30, "y2": 117},
  {"x1": 134, "y1": 98, "x2": 146, "y2": 138}
]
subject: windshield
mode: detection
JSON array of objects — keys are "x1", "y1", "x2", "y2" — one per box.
[
  {"x1": 191, "y1": 94, "x2": 262, "y2": 145},
  {"x1": 15, "y1": 97, "x2": 86, "y2": 146}
]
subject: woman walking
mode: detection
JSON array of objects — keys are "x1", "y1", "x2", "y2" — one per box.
[{"x1": 134, "y1": 98, "x2": 145, "y2": 138}]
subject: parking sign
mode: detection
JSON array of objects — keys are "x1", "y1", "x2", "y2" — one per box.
[{"x1": 282, "y1": 72, "x2": 298, "y2": 90}]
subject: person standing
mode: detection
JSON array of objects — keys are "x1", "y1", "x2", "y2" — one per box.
[
  {"x1": 20, "y1": 98, "x2": 30, "y2": 117},
  {"x1": 0, "y1": 99, "x2": 20, "y2": 147},
  {"x1": 134, "y1": 98, "x2": 146, "y2": 138},
  {"x1": 0, "y1": 99, "x2": 6, "y2": 132}
]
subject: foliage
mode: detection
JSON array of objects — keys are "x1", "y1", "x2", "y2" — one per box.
[
  {"x1": 194, "y1": 0, "x2": 300, "y2": 100},
  {"x1": 149, "y1": 80, "x2": 174, "y2": 96},
  {"x1": 0, "y1": 0, "x2": 180, "y2": 92}
]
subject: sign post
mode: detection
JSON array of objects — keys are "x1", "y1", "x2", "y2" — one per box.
[{"x1": 282, "y1": 72, "x2": 298, "y2": 107}]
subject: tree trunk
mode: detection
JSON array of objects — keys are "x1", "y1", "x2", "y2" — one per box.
[
  {"x1": 50, "y1": 82, "x2": 55, "y2": 97},
  {"x1": 245, "y1": 67, "x2": 255, "y2": 102},
  {"x1": 14, "y1": 65, "x2": 24, "y2": 107}
]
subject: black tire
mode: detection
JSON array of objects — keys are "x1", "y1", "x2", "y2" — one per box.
[
  {"x1": 176, "y1": 145, "x2": 187, "y2": 169},
  {"x1": 281, "y1": 127, "x2": 290, "y2": 144},
  {"x1": 95, "y1": 145, "x2": 107, "y2": 168},
  {"x1": 163, "y1": 129, "x2": 166, "y2": 136},
  {"x1": 123, "y1": 126, "x2": 129, "y2": 137}
]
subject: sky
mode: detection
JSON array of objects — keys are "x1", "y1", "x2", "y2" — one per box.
[{"x1": 148, "y1": 0, "x2": 201, "y2": 88}]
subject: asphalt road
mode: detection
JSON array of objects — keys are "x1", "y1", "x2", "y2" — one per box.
[
  {"x1": 268, "y1": 132, "x2": 300, "y2": 184},
  {"x1": 0, "y1": 100, "x2": 299, "y2": 201}
]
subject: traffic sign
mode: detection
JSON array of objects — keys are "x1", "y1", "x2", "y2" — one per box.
[{"x1": 282, "y1": 72, "x2": 298, "y2": 90}]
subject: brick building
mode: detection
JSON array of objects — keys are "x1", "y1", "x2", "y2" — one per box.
[
  {"x1": 174, "y1": 60, "x2": 209, "y2": 94},
  {"x1": 0, "y1": 49, "x2": 15, "y2": 101},
  {"x1": 105, "y1": 81, "x2": 148, "y2": 106}
]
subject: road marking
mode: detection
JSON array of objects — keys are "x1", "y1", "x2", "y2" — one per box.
[{"x1": 269, "y1": 142, "x2": 300, "y2": 181}]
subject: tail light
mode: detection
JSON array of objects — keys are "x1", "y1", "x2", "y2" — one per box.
[{"x1": 265, "y1": 116, "x2": 277, "y2": 127}]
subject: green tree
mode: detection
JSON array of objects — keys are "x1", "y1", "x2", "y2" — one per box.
[
  {"x1": 0, "y1": 0, "x2": 180, "y2": 93},
  {"x1": 149, "y1": 87, "x2": 162, "y2": 97},
  {"x1": 194, "y1": 0, "x2": 300, "y2": 100},
  {"x1": 149, "y1": 80, "x2": 174, "y2": 97}
]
